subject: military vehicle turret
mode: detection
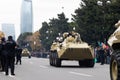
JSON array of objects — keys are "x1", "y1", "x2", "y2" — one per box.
[
  {"x1": 49, "y1": 31, "x2": 95, "y2": 67},
  {"x1": 108, "y1": 20, "x2": 120, "y2": 80}
]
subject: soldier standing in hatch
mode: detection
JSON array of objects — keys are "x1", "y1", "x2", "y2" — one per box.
[{"x1": 4, "y1": 36, "x2": 16, "y2": 76}]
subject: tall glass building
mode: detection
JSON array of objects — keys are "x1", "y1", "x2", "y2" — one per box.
[
  {"x1": 2, "y1": 23, "x2": 15, "y2": 40},
  {"x1": 21, "y1": 0, "x2": 33, "y2": 33}
]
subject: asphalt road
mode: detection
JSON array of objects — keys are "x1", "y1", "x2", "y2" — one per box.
[{"x1": 0, "y1": 57, "x2": 110, "y2": 80}]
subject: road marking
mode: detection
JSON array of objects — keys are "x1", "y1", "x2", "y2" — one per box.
[
  {"x1": 69, "y1": 71, "x2": 93, "y2": 77},
  {"x1": 40, "y1": 65, "x2": 48, "y2": 69}
]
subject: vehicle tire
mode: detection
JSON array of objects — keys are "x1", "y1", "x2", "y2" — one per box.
[
  {"x1": 28, "y1": 55, "x2": 31, "y2": 58},
  {"x1": 54, "y1": 52, "x2": 61, "y2": 67},
  {"x1": 110, "y1": 50, "x2": 120, "y2": 80},
  {"x1": 52, "y1": 52, "x2": 56, "y2": 66},
  {"x1": 86, "y1": 59, "x2": 95, "y2": 67},
  {"x1": 49, "y1": 57, "x2": 53, "y2": 66},
  {"x1": 49, "y1": 52, "x2": 52, "y2": 66},
  {"x1": 55, "y1": 58, "x2": 61, "y2": 67},
  {"x1": 49, "y1": 52, "x2": 54, "y2": 66}
]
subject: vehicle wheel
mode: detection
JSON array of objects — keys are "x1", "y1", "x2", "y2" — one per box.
[
  {"x1": 54, "y1": 52, "x2": 61, "y2": 67},
  {"x1": 49, "y1": 57, "x2": 53, "y2": 66},
  {"x1": 52, "y1": 52, "x2": 56, "y2": 66},
  {"x1": 86, "y1": 59, "x2": 95, "y2": 67},
  {"x1": 55, "y1": 58, "x2": 61, "y2": 67},
  {"x1": 49, "y1": 52, "x2": 54, "y2": 66},
  {"x1": 49, "y1": 52, "x2": 52, "y2": 66},
  {"x1": 110, "y1": 50, "x2": 120, "y2": 80},
  {"x1": 49, "y1": 58, "x2": 52, "y2": 65}
]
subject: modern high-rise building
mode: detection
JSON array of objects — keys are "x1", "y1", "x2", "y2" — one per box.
[
  {"x1": 21, "y1": 0, "x2": 33, "y2": 33},
  {"x1": 2, "y1": 23, "x2": 15, "y2": 40}
]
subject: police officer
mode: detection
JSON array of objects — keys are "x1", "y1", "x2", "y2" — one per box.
[{"x1": 4, "y1": 36, "x2": 16, "y2": 76}]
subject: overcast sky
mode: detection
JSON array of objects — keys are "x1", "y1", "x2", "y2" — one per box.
[{"x1": 0, "y1": 0, "x2": 81, "y2": 39}]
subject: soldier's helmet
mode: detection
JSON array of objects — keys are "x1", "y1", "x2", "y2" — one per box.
[{"x1": 63, "y1": 32, "x2": 69, "y2": 38}]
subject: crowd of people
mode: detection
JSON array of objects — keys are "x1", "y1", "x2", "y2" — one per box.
[
  {"x1": 95, "y1": 42, "x2": 111, "y2": 65},
  {"x1": 0, "y1": 36, "x2": 22, "y2": 76}
]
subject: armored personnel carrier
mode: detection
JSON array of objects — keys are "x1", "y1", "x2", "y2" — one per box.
[
  {"x1": 108, "y1": 20, "x2": 120, "y2": 80},
  {"x1": 22, "y1": 48, "x2": 31, "y2": 58},
  {"x1": 49, "y1": 31, "x2": 95, "y2": 67}
]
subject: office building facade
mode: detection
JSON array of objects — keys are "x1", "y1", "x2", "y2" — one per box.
[
  {"x1": 2, "y1": 23, "x2": 15, "y2": 40},
  {"x1": 21, "y1": 0, "x2": 33, "y2": 33}
]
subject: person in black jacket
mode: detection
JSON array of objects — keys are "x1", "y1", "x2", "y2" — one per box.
[
  {"x1": 15, "y1": 45, "x2": 22, "y2": 65},
  {"x1": 99, "y1": 47, "x2": 105, "y2": 65},
  {"x1": 4, "y1": 36, "x2": 16, "y2": 76},
  {"x1": 0, "y1": 37, "x2": 6, "y2": 71}
]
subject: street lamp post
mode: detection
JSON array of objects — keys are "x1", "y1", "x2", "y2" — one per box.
[
  {"x1": 97, "y1": 0, "x2": 111, "y2": 43},
  {"x1": 46, "y1": 30, "x2": 49, "y2": 40},
  {"x1": 73, "y1": 27, "x2": 76, "y2": 31},
  {"x1": 46, "y1": 30, "x2": 52, "y2": 39},
  {"x1": 97, "y1": 0, "x2": 111, "y2": 6},
  {"x1": 56, "y1": 33, "x2": 63, "y2": 43},
  {"x1": 34, "y1": 41, "x2": 36, "y2": 51}
]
